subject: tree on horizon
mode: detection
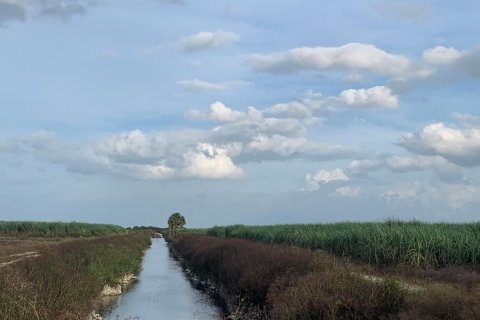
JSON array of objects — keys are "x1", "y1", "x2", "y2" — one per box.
[{"x1": 168, "y1": 212, "x2": 186, "y2": 233}]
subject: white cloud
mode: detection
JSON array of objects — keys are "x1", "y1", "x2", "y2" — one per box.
[
  {"x1": 187, "y1": 101, "x2": 262, "y2": 123},
  {"x1": 400, "y1": 122, "x2": 480, "y2": 166},
  {"x1": 0, "y1": 94, "x2": 365, "y2": 181},
  {"x1": 180, "y1": 30, "x2": 239, "y2": 52},
  {"x1": 338, "y1": 86, "x2": 398, "y2": 109},
  {"x1": 247, "y1": 135, "x2": 307, "y2": 157},
  {"x1": 422, "y1": 46, "x2": 462, "y2": 65},
  {"x1": 422, "y1": 46, "x2": 480, "y2": 78},
  {"x1": 263, "y1": 84, "x2": 400, "y2": 117},
  {"x1": 305, "y1": 168, "x2": 348, "y2": 190},
  {"x1": 249, "y1": 43, "x2": 412, "y2": 76},
  {"x1": 178, "y1": 79, "x2": 250, "y2": 93},
  {"x1": 182, "y1": 143, "x2": 243, "y2": 179},
  {"x1": 264, "y1": 101, "x2": 313, "y2": 119},
  {"x1": 331, "y1": 186, "x2": 361, "y2": 198}
]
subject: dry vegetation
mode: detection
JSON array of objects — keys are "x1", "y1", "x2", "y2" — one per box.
[
  {"x1": 0, "y1": 232, "x2": 151, "y2": 320},
  {"x1": 169, "y1": 233, "x2": 480, "y2": 320}
]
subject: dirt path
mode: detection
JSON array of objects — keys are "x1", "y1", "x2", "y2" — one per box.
[
  {"x1": 352, "y1": 272, "x2": 424, "y2": 293},
  {"x1": 0, "y1": 251, "x2": 40, "y2": 268}
]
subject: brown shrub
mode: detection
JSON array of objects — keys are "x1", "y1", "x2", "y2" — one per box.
[
  {"x1": 172, "y1": 234, "x2": 316, "y2": 306},
  {"x1": 268, "y1": 271, "x2": 405, "y2": 320},
  {"x1": 171, "y1": 234, "x2": 480, "y2": 320}
]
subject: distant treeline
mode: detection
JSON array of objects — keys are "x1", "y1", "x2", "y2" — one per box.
[
  {"x1": 203, "y1": 220, "x2": 480, "y2": 268},
  {"x1": 129, "y1": 226, "x2": 165, "y2": 233},
  {"x1": 0, "y1": 221, "x2": 126, "y2": 237}
]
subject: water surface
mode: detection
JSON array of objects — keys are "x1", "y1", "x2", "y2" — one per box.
[{"x1": 101, "y1": 238, "x2": 222, "y2": 320}]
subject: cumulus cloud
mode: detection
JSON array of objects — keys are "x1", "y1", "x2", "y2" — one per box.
[
  {"x1": 182, "y1": 143, "x2": 243, "y2": 179},
  {"x1": 187, "y1": 100, "x2": 357, "y2": 163},
  {"x1": 2, "y1": 130, "x2": 241, "y2": 180},
  {"x1": 177, "y1": 79, "x2": 250, "y2": 93},
  {"x1": 423, "y1": 46, "x2": 480, "y2": 78},
  {"x1": 249, "y1": 43, "x2": 412, "y2": 77},
  {"x1": 0, "y1": 97, "x2": 362, "y2": 180},
  {"x1": 305, "y1": 168, "x2": 348, "y2": 190},
  {"x1": 400, "y1": 122, "x2": 480, "y2": 166},
  {"x1": 422, "y1": 46, "x2": 462, "y2": 65},
  {"x1": 187, "y1": 102, "x2": 262, "y2": 123},
  {"x1": 180, "y1": 30, "x2": 239, "y2": 52},
  {"x1": 337, "y1": 86, "x2": 398, "y2": 109},
  {"x1": 263, "y1": 85, "x2": 400, "y2": 117},
  {"x1": 264, "y1": 101, "x2": 313, "y2": 119}
]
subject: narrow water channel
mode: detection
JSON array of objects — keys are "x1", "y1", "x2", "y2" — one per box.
[{"x1": 101, "y1": 238, "x2": 222, "y2": 320}]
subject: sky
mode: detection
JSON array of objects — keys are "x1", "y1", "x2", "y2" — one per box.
[{"x1": 1, "y1": 0, "x2": 480, "y2": 227}]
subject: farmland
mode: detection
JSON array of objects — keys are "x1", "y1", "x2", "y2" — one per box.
[
  {"x1": 0, "y1": 221, "x2": 126, "y2": 238},
  {"x1": 204, "y1": 221, "x2": 480, "y2": 268}
]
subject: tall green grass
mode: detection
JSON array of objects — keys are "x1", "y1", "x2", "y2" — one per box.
[
  {"x1": 0, "y1": 221, "x2": 126, "y2": 237},
  {"x1": 205, "y1": 220, "x2": 480, "y2": 268}
]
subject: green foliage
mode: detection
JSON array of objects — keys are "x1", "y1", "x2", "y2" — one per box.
[
  {"x1": 206, "y1": 220, "x2": 480, "y2": 268},
  {"x1": 0, "y1": 233, "x2": 151, "y2": 320},
  {"x1": 0, "y1": 221, "x2": 126, "y2": 237},
  {"x1": 167, "y1": 213, "x2": 186, "y2": 232}
]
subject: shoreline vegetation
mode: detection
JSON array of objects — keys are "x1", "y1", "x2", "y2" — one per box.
[
  {"x1": 0, "y1": 222, "x2": 151, "y2": 320},
  {"x1": 166, "y1": 232, "x2": 480, "y2": 319}
]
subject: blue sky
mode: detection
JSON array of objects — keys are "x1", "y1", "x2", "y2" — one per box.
[{"x1": 1, "y1": 0, "x2": 480, "y2": 227}]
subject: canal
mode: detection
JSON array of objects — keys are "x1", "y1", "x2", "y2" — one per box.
[{"x1": 101, "y1": 238, "x2": 222, "y2": 320}]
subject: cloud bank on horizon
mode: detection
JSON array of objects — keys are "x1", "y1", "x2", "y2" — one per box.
[{"x1": 1, "y1": 0, "x2": 480, "y2": 226}]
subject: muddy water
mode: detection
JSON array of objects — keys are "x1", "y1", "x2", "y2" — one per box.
[{"x1": 101, "y1": 238, "x2": 222, "y2": 320}]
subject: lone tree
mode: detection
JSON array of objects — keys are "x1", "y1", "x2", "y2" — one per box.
[{"x1": 167, "y1": 212, "x2": 186, "y2": 233}]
